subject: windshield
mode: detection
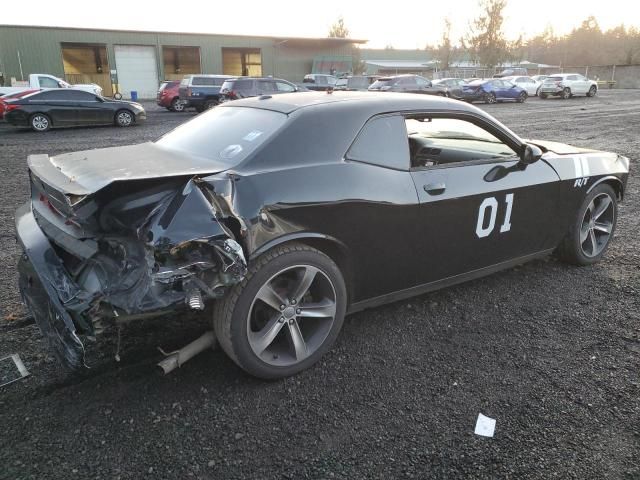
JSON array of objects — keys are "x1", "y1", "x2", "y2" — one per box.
[{"x1": 156, "y1": 106, "x2": 287, "y2": 165}]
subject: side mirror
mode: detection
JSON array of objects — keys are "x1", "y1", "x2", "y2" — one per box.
[{"x1": 520, "y1": 143, "x2": 542, "y2": 166}]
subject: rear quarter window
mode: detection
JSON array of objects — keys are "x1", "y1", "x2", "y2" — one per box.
[{"x1": 347, "y1": 115, "x2": 409, "y2": 170}]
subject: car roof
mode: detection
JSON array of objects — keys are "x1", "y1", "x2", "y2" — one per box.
[{"x1": 223, "y1": 90, "x2": 497, "y2": 117}]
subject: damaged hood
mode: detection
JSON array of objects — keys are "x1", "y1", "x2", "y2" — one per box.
[
  {"x1": 28, "y1": 142, "x2": 230, "y2": 196},
  {"x1": 526, "y1": 139, "x2": 599, "y2": 155}
]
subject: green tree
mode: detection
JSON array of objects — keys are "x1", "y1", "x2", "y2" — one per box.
[
  {"x1": 328, "y1": 17, "x2": 349, "y2": 38},
  {"x1": 463, "y1": 0, "x2": 509, "y2": 69}
]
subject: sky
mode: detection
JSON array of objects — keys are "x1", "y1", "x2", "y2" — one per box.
[{"x1": 2, "y1": 0, "x2": 639, "y2": 49}]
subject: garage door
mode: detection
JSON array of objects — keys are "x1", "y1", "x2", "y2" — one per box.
[{"x1": 114, "y1": 45, "x2": 158, "y2": 99}]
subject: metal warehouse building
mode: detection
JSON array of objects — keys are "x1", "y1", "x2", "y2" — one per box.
[{"x1": 0, "y1": 25, "x2": 365, "y2": 98}]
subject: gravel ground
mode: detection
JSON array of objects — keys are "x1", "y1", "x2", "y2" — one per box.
[{"x1": 0, "y1": 92, "x2": 638, "y2": 480}]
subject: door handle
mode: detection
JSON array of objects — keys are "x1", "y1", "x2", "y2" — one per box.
[{"x1": 424, "y1": 182, "x2": 446, "y2": 195}]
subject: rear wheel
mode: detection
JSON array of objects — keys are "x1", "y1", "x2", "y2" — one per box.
[
  {"x1": 170, "y1": 98, "x2": 186, "y2": 112},
  {"x1": 587, "y1": 86, "x2": 597, "y2": 97},
  {"x1": 484, "y1": 92, "x2": 496, "y2": 104},
  {"x1": 30, "y1": 113, "x2": 51, "y2": 132},
  {"x1": 204, "y1": 99, "x2": 218, "y2": 110},
  {"x1": 195, "y1": 105, "x2": 205, "y2": 113},
  {"x1": 115, "y1": 110, "x2": 134, "y2": 127},
  {"x1": 539, "y1": 93, "x2": 548, "y2": 99},
  {"x1": 214, "y1": 243, "x2": 347, "y2": 379},
  {"x1": 561, "y1": 87, "x2": 571, "y2": 99},
  {"x1": 557, "y1": 183, "x2": 617, "y2": 266}
]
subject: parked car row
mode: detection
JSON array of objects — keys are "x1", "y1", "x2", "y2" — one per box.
[{"x1": 2, "y1": 71, "x2": 600, "y2": 132}]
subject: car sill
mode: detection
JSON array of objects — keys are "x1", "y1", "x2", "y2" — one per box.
[{"x1": 347, "y1": 249, "x2": 555, "y2": 314}]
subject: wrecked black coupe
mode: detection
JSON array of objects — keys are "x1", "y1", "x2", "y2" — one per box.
[{"x1": 16, "y1": 92, "x2": 630, "y2": 379}]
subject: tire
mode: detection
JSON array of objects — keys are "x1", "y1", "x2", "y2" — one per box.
[
  {"x1": 30, "y1": 113, "x2": 51, "y2": 132},
  {"x1": 195, "y1": 105, "x2": 205, "y2": 113},
  {"x1": 170, "y1": 98, "x2": 186, "y2": 112},
  {"x1": 516, "y1": 92, "x2": 527, "y2": 103},
  {"x1": 536, "y1": 86, "x2": 541, "y2": 96},
  {"x1": 539, "y1": 93, "x2": 548, "y2": 99},
  {"x1": 484, "y1": 92, "x2": 496, "y2": 104},
  {"x1": 587, "y1": 86, "x2": 597, "y2": 97},
  {"x1": 556, "y1": 183, "x2": 617, "y2": 266},
  {"x1": 561, "y1": 87, "x2": 571, "y2": 99},
  {"x1": 213, "y1": 243, "x2": 347, "y2": 379},
  {"x1": 115, "y1": 109, "x2": 134, "y2": 127},
  {"x1": 204, "y1": 99, "x2": 218, "y2": 110},
  {"x1": 436, "y1": 92, "x2": 446, "y2": 97}
]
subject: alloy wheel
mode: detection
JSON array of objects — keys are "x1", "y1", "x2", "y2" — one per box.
[
  {"x1": 246, "y1": 265, "x2": 337, "y2": 367},
  {"x1": 562, "y1": 88, "x2": 571, "y2": 99},
  {"x1": 172, "y1": 99, "x2": 186, "y2": 112},
  {"x1": 580, "y1": 192, "x2": 615, "y2": 258},
  {"x1": 485, "y1": 93, "x2": 496, "y2": 104},
  {"x1": 117, "y1": 111, "x2": 133, "y2": 126},
  {"x1": 31, "y1": 115, "x2": 49, "y2": 131}
]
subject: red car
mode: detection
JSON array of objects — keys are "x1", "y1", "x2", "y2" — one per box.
[
  {"x1": 156, "y1": 81, "x2": 186, "y2": 112},
  {"x1": 0, "y1": 89, "x2": 39, "y2": 119}
]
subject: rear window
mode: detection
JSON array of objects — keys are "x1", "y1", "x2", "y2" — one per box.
[
  {"x1": 547, "y1": 77, "x2": 563, "y2": 82},
  {"x1": 156, "y1": 106, "x2": 287, "y2": 165},
  {"x1": 192, "y1": 76, "x2": 225, "y2": 86}
]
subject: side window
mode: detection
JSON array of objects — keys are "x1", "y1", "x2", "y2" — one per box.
[
  {"x1": 567, "y1": 75, "x2": 578, "y2": 81},
  {"x1": 316, "y1": 76, "x2": 327, "y2": 85},
  {"x1": 327, "y1": 77, "x2": 337, "y2": 86},
  {"x1": 416, "y1": 77, "x2": 430, "y2": 86},
  {"x1": 399, "y1": 77, "x2": 417, "y2": 86},
  {"x1": 276, "y1": 81, "x2": 296, "y2": 92},
  {"x1": 347, "y1": 115, "x2": 410, "y2": 170},
  {"x1": 257, "y1": 80, "x2": 276, "y2": 93},
  {"x1": 30, "y1": 90, "x2": 67, "y2": 101},
  {"x1": 406, "y1": 116, "x2": 518, "y2": 168},
  {"x1": 64, "y1": 90, "x2": 97, "y2": 101},
  {"x1": 38, "y1": 76, "x2": 61, "y2": 88}
]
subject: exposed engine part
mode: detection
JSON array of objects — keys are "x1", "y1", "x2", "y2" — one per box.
[
  {"x1": 157, "y1": 331, "x2": 216, "y2": 374},
  {"x1": 186, "y1": 289, "x2": 204, "y2": 310}
]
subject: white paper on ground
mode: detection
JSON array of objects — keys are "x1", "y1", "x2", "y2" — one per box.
[{"x1": 474, "y1": 413, "x2": 496, "y2": 437}]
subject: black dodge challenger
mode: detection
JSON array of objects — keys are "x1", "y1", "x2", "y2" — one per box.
[{"x1": 16, "y1": 92, "x2": 630, "y2": 378}]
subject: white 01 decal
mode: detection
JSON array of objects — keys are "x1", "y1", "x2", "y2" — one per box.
[{"x1": 476, "y1": 193, "x2": 514, "y2": 238}]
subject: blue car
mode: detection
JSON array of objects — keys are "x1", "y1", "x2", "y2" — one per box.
[{"x1": 460, "y1": 79, "x2": 528, "y2": 104}]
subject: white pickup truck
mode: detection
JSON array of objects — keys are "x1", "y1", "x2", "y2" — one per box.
[{"x1": 0, "y1": 74, "x2": 103, "y2": 97}]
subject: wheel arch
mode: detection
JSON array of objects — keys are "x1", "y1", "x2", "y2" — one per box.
[
  {"x1": 30, "y1": 112, "x2": 52, "y2": 127},
  {"x1": 250, "y1": 233, "x2": 355, "y2": 304},
  {"x1": 588, "y1": 176, "x2": 624, "y2": 201}
]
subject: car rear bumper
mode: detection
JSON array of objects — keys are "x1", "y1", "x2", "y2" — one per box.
[{"x1": 15, "y1": 203, "x2": 87, "y2": 370}]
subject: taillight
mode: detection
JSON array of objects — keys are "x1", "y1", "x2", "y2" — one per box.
[
  {"x1": 5, "y1": 104, "x2": 21, "y2": 112},
  {"x1": 187, "y1": 88, "x2": 192, "y2": 96}
]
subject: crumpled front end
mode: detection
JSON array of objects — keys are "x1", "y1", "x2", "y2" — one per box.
[{"x1": 16, "y1": 174, "x2": 246, "y2": 370}]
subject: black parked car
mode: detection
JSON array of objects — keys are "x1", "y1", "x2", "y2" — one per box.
[
  {"x1": 219, "y1": 77, "x2": 302, "y2": 101},
  {"x1": 368, "y1": 75, "x2": 448, "y2": 96},
  {"x1": 4, "y1": 89, "x2": 145, "y2": 132},
  {"x1": 16, "y1": 92, "x2": 629, "y2": 379}
]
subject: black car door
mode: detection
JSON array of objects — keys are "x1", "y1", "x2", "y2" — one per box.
[
  {"x1": 63, "y1": 90, "x2": 109, "y2": 124},
  {"x1": 406, "y1": 113, "x2": 562, "y2": 284}
]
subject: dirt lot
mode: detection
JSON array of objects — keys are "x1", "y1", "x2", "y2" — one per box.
[{"x1": 0, "y1": 91, "x2": 638, "y2": 480}]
